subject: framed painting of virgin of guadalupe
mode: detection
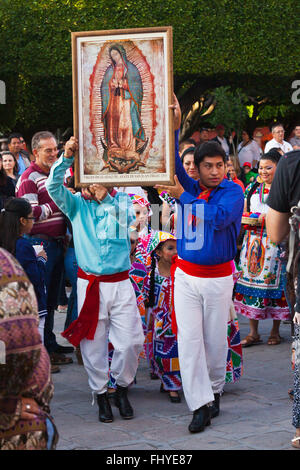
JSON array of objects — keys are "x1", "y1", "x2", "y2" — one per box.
[{"x1": 72, "y1": 27, "x2": 174, "y2": 186}]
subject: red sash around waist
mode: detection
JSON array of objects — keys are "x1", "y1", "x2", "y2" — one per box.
[
  {"x1": 173, "y1": 258, "x2": 232, "y2": 278},
  {"x1": 61, "y1": 268, "x2": 129, "y2": 347},
  {"x1": 170, "y1": 256, "x2": 233, "y2": 335}
]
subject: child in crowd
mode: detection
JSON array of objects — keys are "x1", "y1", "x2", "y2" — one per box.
[
  {"x1": 129, "y1": 194, "x2": 152, "y2": 239},
  {"x1": 0, "y1": 197, "x2": 47, "y2": 340},
  {"x1": 243, "y1": 162, "x2": 258, "y2": 186},
  {"x1": 129, "y1": 194, "x2": 152, "y2": 269},
  {"x1": 143, "y1": 231, "x2": 182, "y2": 403}
]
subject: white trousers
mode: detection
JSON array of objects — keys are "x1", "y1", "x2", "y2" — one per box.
[
  {"x1": 78, "y1": 278, "x2": 145, "y2": 395},
  {"x1": 174, "y1": 267, "x2": 233, "y2": 411},
  {"x1": 39, "y1": 316, "x2": 45, "y2": 344}
]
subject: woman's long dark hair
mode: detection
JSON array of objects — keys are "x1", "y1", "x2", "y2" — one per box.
[
  {"x1": 145, "y1": 251, "x2": 157, "y2": 308},
  {"x1": 1, "y1": 151, "x2": 19, "y2": 177},
  {"x1": 0, "y1": 197, "x2": 32, "y2": 254},
  {"x1": 145, "y1": 242, "x2": 165, "y2": 308}
]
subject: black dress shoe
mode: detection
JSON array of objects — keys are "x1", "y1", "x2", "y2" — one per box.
[
  {"x1": 97, "y1": 393, "x2": 114, "y2": 423},
  {"x1": 188, "y1": 405, "x2": 211, "y2": 433},
  {"x1": 115, "y1": 385, "x2": 134, "y2": 419},
  {"x1": 169, "y1": 392, "x2": 181, "y2": 403},
  {"x1": 210, "y1": 393, "x2": 220, "y2": 418},
  {"x1": 54, "y1": 345, "x2": 74, "y2": 354}
]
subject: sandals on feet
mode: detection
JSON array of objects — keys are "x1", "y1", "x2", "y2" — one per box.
[
  {"x1": 241, "y1": 335, "x2": 262, "y2": 348},
  {"x1": 267, "y1": 335, "x2": 282, "y2": 345},
  {"x1": 291, "y1": 436, "x2": 300, "y2": 449}
]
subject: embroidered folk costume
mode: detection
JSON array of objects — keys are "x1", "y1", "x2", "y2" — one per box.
[
  {"x1": 143, "y1": 231, "x2": 182, "y2": 392},
  {"x1": 0, "y1": 248, "x2": 58, "y2": 450},
  {"x1": 234, "y1": 181, "x2": 290, "y2": 321}
]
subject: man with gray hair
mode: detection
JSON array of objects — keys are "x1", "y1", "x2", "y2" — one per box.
[
  {"x1": 264, "y1": 123, "x2": 293, "y2": 154},
  {"x1": 16, "y1": 131, "x2": 73, "y2": 372}
]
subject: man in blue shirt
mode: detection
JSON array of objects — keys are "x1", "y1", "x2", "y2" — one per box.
[
  {"x1": 46, "y1": 137, "x2": 145, "y2": 424},
  {"x1": 158, "y1": 96, "x2": 244, "y2": 433},
  {"x1": 8, "y1": 133, "x2": 30, "y2": 176}
]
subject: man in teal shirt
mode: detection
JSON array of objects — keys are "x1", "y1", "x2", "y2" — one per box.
[{"x1": 46, "y1": 137, "x2": 145, "y2": 424}]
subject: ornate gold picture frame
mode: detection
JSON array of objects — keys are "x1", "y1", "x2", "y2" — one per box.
[{"x1": 72, "y1": 26, "x2": 174, "y2": 187}]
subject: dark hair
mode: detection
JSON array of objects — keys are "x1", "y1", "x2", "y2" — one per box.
[
  {"x1": 109, "y1": 45, "x2": 124, "y2": 66},
  {"x1": 179, "y1": 139, "x2": 197, "y2": 153},
  {"x1": 145, "y1": 241, "x2": 170, "y2": 308},
  {"x1": 141, "y1": 186, "x2": 161, "y2": 206},
  {"x1": 66, "y1": 175, "x2": 74, "y2": 189},
  {"x1": 0, "y1": 168, "x2": 7, "y2": 186},
  {"x1": 7, "y1": 133, "x2": 21, "y2": 144},
  {"x1": 141, "y1": 187, "x2": 162, "y2": 230},
  {"x1": 181, "y1": 146, "x2": 196, "y2": 163},
  {"x1": 145, "y1": 252, "x2": 157, "y2": 308},
  {"x1": 1, "y1": 151, "x2": 19, "y2": 176},
  {"x1": 194, "y1": 141, "x2": 226, "y2": 167},
  {"x1": 260, "y1": 149, "x2": 282, "y2": 165},
  {"x1": 0, "y1": 197, "x2": 32, "y2": 254},
  {"x1": 18, "y1": 281, "x2": 29, "y2": 292},
  {"x1": 0, "y1": 154, "x2": 7, "y2": 186},
  {"x1": 242, "y1": 128, "x2": 253, "y2": 140},
  {"x1": 12, "y1": 132, "x2": 24, "y2": 140}
]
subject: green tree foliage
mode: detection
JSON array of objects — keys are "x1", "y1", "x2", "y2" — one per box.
[
  {"x1": 0, "y1": 0, "x2": 299, "y2": 136},
  {"x1": 209, "y1": 87, "x2": 249, "y2": 155}
]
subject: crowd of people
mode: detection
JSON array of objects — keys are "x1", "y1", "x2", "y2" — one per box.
[{"x1": 0, "y1": 100, "x2": 299, "y2": 450}]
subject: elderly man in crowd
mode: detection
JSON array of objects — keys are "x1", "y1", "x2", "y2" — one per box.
[{"x1": 264, "y1": 123, "x2": 293, "y2": 154}]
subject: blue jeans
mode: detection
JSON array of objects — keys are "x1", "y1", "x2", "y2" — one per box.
[
  {"x1": 64, "y1": 247, "x2": 78, "y2": 330},
  {"x1": 58, "y1": 269, "x2": 68, "y2": 306},
  {"x1": 27, "y1": 236, "x2": 64, "y2": 353}
]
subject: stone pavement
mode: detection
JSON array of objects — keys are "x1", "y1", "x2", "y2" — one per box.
[{"x1": 51, "y1": 311, "x2": 297, "y2": 451}]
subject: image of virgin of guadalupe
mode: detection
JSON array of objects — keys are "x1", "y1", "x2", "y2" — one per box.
[
  {"x1": 247, "y1": 237, "x2": 265, "y2": 277},
  {"x1": 100, "y1": 44, "x2": 148, "y2": 174}
]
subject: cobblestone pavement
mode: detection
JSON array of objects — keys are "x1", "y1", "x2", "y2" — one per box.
[{"x1": 51, "y1": 311, "x2": 297, "y2": 451}]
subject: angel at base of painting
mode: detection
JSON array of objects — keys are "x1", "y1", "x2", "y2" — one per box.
[{"x1": 100, "y1": 44, "x2": 148, "y2": 173}]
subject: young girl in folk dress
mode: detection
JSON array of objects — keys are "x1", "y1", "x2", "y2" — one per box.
[{"x1": 143, "y1": 231, "x2": 182, "y2": 403}]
